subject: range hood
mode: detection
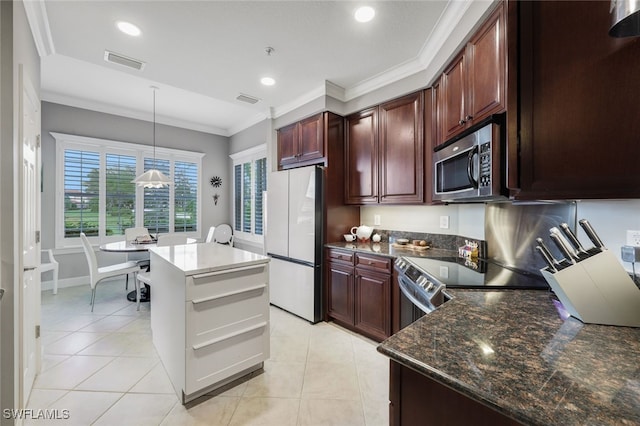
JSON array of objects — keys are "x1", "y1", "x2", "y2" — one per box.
[{"x1": 609, "y1": 0, "x2": 640, "y2": 37}]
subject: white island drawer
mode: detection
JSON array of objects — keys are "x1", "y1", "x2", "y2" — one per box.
[
  {"x1": 186, "y1": 262, "x2": 268, "y2": 302},
  {"x1": 186, "y1": 285, "x2": 269, "y2": 348},
  {"x1": 185, "y1": 321, "x2": 269, "y2": 395}
]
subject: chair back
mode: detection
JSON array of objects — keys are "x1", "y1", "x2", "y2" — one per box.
[
  {"x1": 213, "y1": 224, "x2": 234, "y2": 246},
  {"x1": 79, "y1": 233, "x2": 98, "y2": 288},
  {"x1": 124, "y1": 227, "x2": 150, "y2": 241},
  {"x1": 205, "y1": 226, "x2": 216, "y2": 243},
  {"x1": 40, "y1": 249, "x2": 58, "y2": 270},
  {"x1": 157, "y1": 234, "x2": 189, "y2": 247}
]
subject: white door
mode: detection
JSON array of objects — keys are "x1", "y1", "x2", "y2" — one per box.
[{"x1": 19, "y1": 67, "x2": 41, "y2": 407}]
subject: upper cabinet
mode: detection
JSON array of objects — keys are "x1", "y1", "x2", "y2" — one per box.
[
  {"x1": 514, "y1": 1, "x2": 640, "y2": 199},
  {"x1": 438, "y1": 3, "x2": 506, "y2": 145},
  {"x1": 277, "y1": 113, "x2": 325, "y2": 169},
  {"x1": 345, "y1": 92, "x2": 424, "y2": 205}
]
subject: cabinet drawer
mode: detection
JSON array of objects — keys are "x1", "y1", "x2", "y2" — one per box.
[
  {"x1": 355, "y1": 253, "x2": 392, "y2": 273},
  {"x1": 185, "y1": 323, "x2": 269, "y2": 395},
  {"x1": 186, "y1": 262, "x2": 269, "y2": 302},
  {"x1": 326, "y1": 249, "x2": 354, "y2": 265},
  {"x1": 186, "y1": 287, "x2": 269, "y2": 348}
]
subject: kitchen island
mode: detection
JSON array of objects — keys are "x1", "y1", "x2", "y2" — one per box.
[
  {"x1": 377, "y1": 289, "x2": 640, "y2": 425},
  {"x1": 149, "y1": 242, "x2": 270, "y2": 404}
]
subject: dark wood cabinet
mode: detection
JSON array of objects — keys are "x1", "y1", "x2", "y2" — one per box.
[
  {"x1": 423, "y1": 86, "x2": 438, "y2": 204},
  {"x1": 345, "y1": 92, "x2": 424, "y2": 205},
  {"x1": 379, "y1": 92, "x2": 424, "y2": 204},
  {"x1": 439, "y1": 3, "x2": 506, "y2": 144},
  {"x1": 277, "y1": 112, "x2": 325, "y2": 169},
  {"x1": 389, "y1": 361, "x2": 522, "y2": 426},
  {"x1": 513, "y1": 0, "x2": 640, "y2": 199},
  {"x1": 325, "y1": 249, "x2": 392, "y2": 342},
  {"x1": 345, "y1": 107, "x2": 378, "y2": 204}
]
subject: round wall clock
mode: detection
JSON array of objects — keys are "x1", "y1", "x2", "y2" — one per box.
[{"x1": 210, "y1": 176, "x2": 222, "y2": 188}]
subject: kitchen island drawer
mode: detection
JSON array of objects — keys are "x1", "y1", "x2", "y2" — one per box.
[
  {"x1": 326, "y1": 249, "x2": 355, "y2": 265},
  {"x1": 355, "y1": 253, "x2": 392, "y2": 272},
  {"x1": 185, "y1": 287, "x2": 269, "y2": 348},
  {"x1": 185, "y1": 322, "x2": 269, "y2": 395},
  {"x1": 186, "y1": 263, "x2": 269, "y2": 302}
]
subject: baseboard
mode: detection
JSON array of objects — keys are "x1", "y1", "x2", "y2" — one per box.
[{"x1": 41, "y1": 275, "x2": 125, "y2": 292}]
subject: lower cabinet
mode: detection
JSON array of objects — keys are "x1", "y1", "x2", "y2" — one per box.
[
  {"x1": 389, "y1": 361, "x2": 522, "y2": 426},
  {"x1": 326, "y1": 248, "x2": 391, "y2": 342}
]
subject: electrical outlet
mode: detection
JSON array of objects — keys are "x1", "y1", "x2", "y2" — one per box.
[
  {"x1": 627, "y1": 230, "x2": 640, "y2": 247},
  {"x1": 374, "y1": 215, "x2": 381, "y2": 226},
  {"x1": 440, "y1": 215, "x2": 449, "y2": 229}
]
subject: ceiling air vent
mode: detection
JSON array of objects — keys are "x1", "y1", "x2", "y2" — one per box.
[
  {"x1": 236, "y1": 93, "x2": 260, "y2": 104},
  {"x1": 103, "y1": 50, "x2": 146, "y2": 71}
]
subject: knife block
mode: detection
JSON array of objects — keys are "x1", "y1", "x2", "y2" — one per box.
[{"x1": 540, "y1": 249, "x2": 640, "y2": 327}]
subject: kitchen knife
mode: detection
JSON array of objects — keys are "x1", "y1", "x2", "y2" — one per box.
[
  {"x1": 578, "y1": 219, "x2": 605, "y2": 249},
  {"x1": 535, "y1": 246, "x2": 558, "y2": 272},
  {"x1": 559, "y1": 223, "x2": 591, "y2": 258},
  {"x1": 549, "y1": 229, "x2": 577, "y2": 264}
]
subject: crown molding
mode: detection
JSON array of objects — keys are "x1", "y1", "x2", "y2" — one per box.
[
  {"x1": 227, "y1": 112, "x2": 269, "y2": 137},
  {"x1": 23, "y1": 0, "x2": 55, "y2": 57},
  {"x1": 42, "y1": 90, "x2": 230, "y2": 137},
  {"x1": 270, "y1": 84, "x2": 326, "y2": 118}
]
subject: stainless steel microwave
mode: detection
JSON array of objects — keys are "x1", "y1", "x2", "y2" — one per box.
[{"x1": 433, "y1": 120, "x2": 505, "y2": 202}]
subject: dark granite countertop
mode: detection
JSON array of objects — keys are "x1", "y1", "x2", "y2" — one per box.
[
  {"x1": 377, "y1": 289, "x2": 640, "y2": 426},
  {"x1": 325, "y1": 241, "x2": 455, "y2": 259}
]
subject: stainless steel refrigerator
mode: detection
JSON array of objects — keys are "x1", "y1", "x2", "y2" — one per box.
[{"x1": 266, "y1": 165, "x2": 323, "y2": 323}]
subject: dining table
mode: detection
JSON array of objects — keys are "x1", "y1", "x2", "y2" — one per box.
[{"x1": 99, "y1": 238, "x2": 197, "y2": 303}]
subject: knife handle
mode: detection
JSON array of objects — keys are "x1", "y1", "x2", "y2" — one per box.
[
  {"x1": 560, "y1": 223, "x2": 590, "y2": 257},
  {"x1": 535, "y1": 246, "x2": 558, "y2": 272},
  {"x1": 578, "y1": 219, "x2": 605, "y2": 249},
  {"x1": 536, "y1": 238, "x2": 561, "y2": 265},
  {"x1": 550, "y1": 231, "x2": 577, "y2": 264}
]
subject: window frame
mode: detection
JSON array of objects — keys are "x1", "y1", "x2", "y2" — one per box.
[
  {"x1": 230, "y1": 144, "x2": 267, "y2": 245},
  {"x1": 53, "y1": 132, "x2": 204, "y2": 248}
]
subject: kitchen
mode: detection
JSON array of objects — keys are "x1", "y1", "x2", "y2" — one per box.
[{"x1": 3, "y1": 0, "x2": 640, "y2": 425}]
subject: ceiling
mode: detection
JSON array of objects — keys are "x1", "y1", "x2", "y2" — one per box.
[{"x1": 29, "y1": 1, "x2": 490, "y2": 137}]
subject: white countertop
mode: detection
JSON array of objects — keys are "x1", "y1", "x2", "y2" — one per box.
[{"x1": 149, "y1": 242, "x2": 269, "y2": 275}]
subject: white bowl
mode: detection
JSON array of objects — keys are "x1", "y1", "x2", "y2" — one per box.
[{"x1": 396, "y1": 238, "x2": 409, "y2": 245}]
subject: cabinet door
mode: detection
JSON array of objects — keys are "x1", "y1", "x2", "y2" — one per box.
[
  {"x1": 354, "y1": 268, "x2": 390, "y2": 342},
  {"x1": 345, "y1": 108, "x2": 378, "y2": 204},
  {"x1": 277, "y1": 123, "x2": 299, "y2": 169},
  {"x1": 439, "y1": 52, "x2": 466, "y2": 143},
  {"x1": 424, "y1": 86, "x2": 437, "y2": 204},
  {"x1": 518, "y1": 1, "x2": 640, "y2": 199},
  {"x1": 327, "y1": 262, "x2": 354, "y2": 325},
  {"x1": 298, "y1": 113, "x2": 325, "y2": 164},
  {"x1": 379, "y1": 92, "x2": 424, "y2": 204},
  {"x1": 467, "y1": 3, "x2": 506, "y2": 125}
]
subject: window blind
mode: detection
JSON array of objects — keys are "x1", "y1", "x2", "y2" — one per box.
[
  {"x1": 174, "y1": 161, "x2": 198, "y2": 232},
  {"x1": 105, "y1": 153, "x2": 136, "y2": 236},
  {"x1": 242, "y1": 162, "x2": 252, "y2": 233},
  {"x1": 63, "y1": 149, "x2": 100, "y2": 237},
  {"x1": 143, "y1": 158, "x2": 170, "y2": 234},
  {"x1": 254, "y1": 158, "x2": 267, "y2": 235}
]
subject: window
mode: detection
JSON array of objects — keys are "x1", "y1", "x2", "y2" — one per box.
[
  {"x1": 54, "y1": 132, "x2": 204, "y2": 247},
  {"x1": 230, "y1": 145, "x2": 267, "y2": 243}
]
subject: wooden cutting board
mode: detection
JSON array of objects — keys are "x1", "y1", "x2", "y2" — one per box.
[{"x1": 391, "y1": 243, "x2": 430, "y2": 251}]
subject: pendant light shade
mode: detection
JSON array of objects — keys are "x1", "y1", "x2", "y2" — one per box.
[{"x1": 133, "y1": 86, "x2": 171, "y2": 188}]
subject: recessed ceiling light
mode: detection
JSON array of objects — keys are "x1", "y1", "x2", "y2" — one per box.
[
  {"x1": 261, "y1": 77, "x2": 276, "y2": 86},
  {"x1": 116, "y1": 21, "x2": 141, "y2": 37},
  {"x1": 354, "y1": 6, "x2": 375, "y2": 23}
]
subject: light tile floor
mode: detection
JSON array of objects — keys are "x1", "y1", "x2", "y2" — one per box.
[{"x1": 29, "y1": 280, "x2": 390, "y2": 425}]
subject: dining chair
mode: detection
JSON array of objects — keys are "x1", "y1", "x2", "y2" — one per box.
[
  {"x1": 134, "y1": 233, "x2": 188, "y2": 310},
  {"x1": 212, "y1": 223, "x2": 234, "y2": 246},
  {"x1": 40, "y1": 249, "x2": 59, "y2": 295},
  {"x1": 123, "y1": 227, "x2": 151, "y2": 290},
  {"x1": 80, "y1": 233, "x2": 141, "y2": 312},
  {"x1": 205, "y1": 226, "x2": 216, "y2": 243}
]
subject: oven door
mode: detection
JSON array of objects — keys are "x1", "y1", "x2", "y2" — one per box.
[{"x1": 398, "y1": 275, "x2": 428, "y2": 330}]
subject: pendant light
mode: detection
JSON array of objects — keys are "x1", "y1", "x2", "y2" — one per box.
[{"x1": 132, "y1": 86, "x2": 171, "y2": 188}]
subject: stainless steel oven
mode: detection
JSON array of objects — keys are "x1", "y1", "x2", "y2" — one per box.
[{"x1": 433, "y1": 116, "x2": 505, "y2": 202}]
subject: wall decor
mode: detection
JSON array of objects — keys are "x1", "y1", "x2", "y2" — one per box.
[
  {"x1": 210, "y1": 176, "x2": 222, "y2": 188},
  {"x1": 213, "y1": 194, "x2": 220, "y2": 205}
]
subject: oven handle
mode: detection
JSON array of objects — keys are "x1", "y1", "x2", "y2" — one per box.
[
  {"x1": 466, "y1": 145, "x2": 479, "y2": 189},
  {"x1": 398, "y1": 274, "x2": 432, "y2": 315}
]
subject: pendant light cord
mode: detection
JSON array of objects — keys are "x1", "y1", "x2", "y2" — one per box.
[{"x1": 153, "y1": 87, "x2": 157, "y2": 169}]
